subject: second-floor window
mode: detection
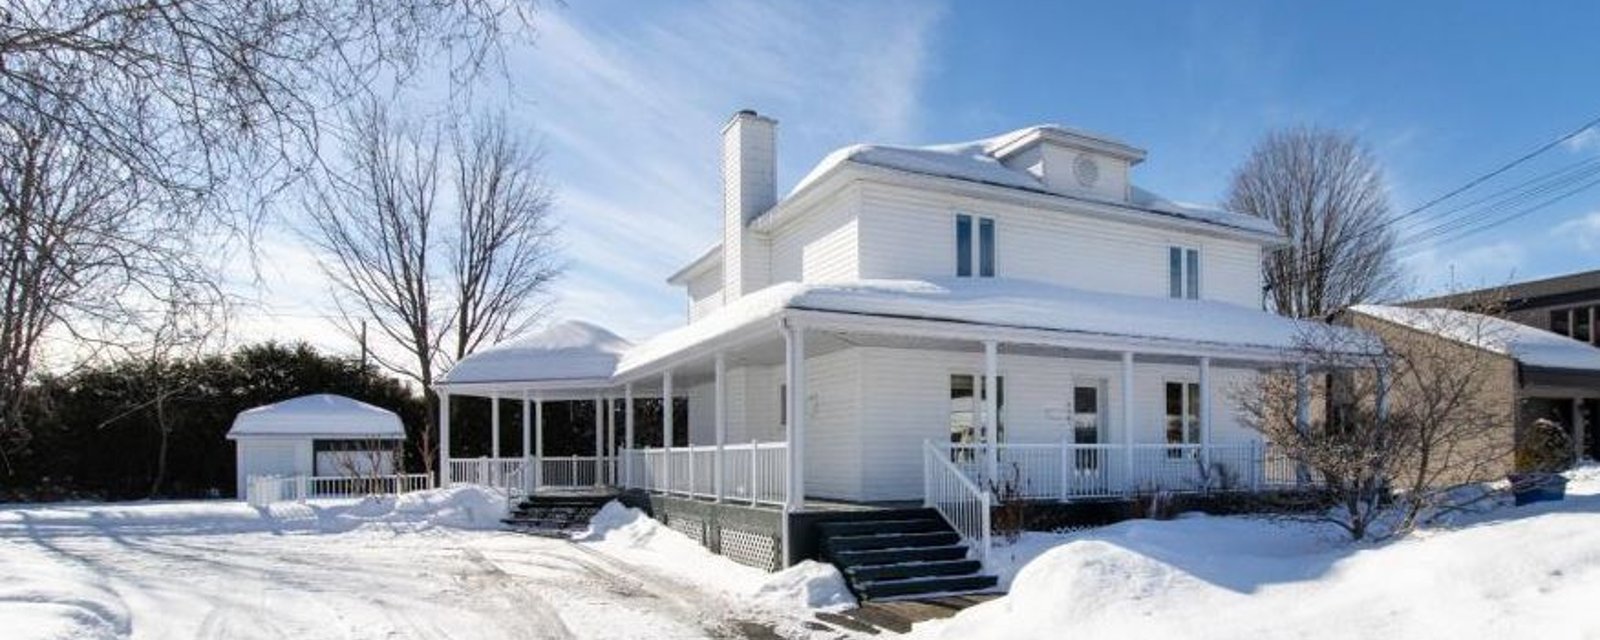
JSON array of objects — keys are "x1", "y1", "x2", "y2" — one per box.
[
  {"x1": 1551, "y1": 306, "x2": 1599, "y2": 345},
  {"x1": 956, "y1": 214, "x2": 996, "y2": 278},
  {"x1": 1169, "y1": 246, "x2": 1200, "y2": 299}
]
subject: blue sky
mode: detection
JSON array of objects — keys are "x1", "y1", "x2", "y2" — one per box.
[{"x1": 247, "y1": 0, "x2": 1600, "y2": 349}]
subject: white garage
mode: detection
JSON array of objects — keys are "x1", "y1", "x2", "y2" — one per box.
[{"x1": 226, "y1": 394, "x2": 408, "y2": 499}]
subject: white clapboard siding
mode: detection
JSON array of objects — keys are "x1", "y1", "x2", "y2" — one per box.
[
  {"x1": 854, "y1": 182, "x2": 1265, "y2": 308},
  {"x1": 799, "y1": 348, "x2": 863, "y2": 500},
  {"x1": 686, "y1": 266, "x2": 724, "y2": 322},
  {"x1": 768, "y1": 190, "x2": 860, "y2": 285}
]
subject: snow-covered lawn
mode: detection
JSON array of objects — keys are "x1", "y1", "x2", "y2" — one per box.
[
  {"x1": 0, "y1": 488, "x2": 848, "y2": 640},
  {"x1": 915, "y1": 466, "x2": 1600, "y2": 639}
]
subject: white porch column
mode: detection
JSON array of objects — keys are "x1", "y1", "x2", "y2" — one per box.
[
  {"x1": 1199, "y1": 356, "x2": 1212, "y2": 479},
  {"x1": 438, "y1": 392, "x2": 452, "y2": 486},
  {"x1": 491, "y1": 392, "x2": 501, "y2": 459},
  {"x1": 534, "y1": 395, "x2": 545, "y2": 488},
  {"x1": 782, "y1": 323, "x2": 807, "y2": 567},
  {"x1": 521, "y1": 391, "x2": 532, "y2": 494},
  {"x1": 594, "y1": 394, "x2": 604, "y2": 486},
  {"x1": 714, "y1": 352, "x2": 727, "y2": 502},
  {"x1": 624, "y1": 383, "x2": 636, "y2": 487},
  {"x1": 664, "y1": 370, "x2": 674, "y2": 492},
  {"x1": 605, "y1": 395, "x2": 616, "y2": 484},
  {"x1": 1121, "y1": 352, "x2": 1135, "y2": 488},
  {"x1": 983, "y1": 340, "x2": 1000, "y2": 487}
]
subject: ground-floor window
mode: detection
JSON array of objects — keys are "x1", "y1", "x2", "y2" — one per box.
[
  {"x1": 1073, "y1": 384, "x2": 1102, "y2": 469},
  {"x1": 1165, "y1": 381, "x2": 1200, "y2": 458},
  {"x1": 950, "y1": 374, "x2": 1005, "y2": 457}
]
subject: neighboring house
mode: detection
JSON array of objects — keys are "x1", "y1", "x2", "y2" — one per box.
[
  {"x1": 1346, "y1": 305, "x2": 1600, "y2": 483},
  {"x1": 434, "y1": 111, "x2": 1337, "y2": 592},
  {"x1": 1404, "y1": 271, "x2": 1600, "y2": 461},
  {"x1": 1408, "y1": 269, "x2": 1600, "y2": 347},
  {"x1": 227, "y1": 394, "x2": 408, "y2": 500}
]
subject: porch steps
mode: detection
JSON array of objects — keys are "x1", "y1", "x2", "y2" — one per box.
[
  {"x1": 816, "y1": 510, "x2": 998, "y2": 601},
  {"x1": 502, "y1": 494, "x2": 617, "y2": 537}
]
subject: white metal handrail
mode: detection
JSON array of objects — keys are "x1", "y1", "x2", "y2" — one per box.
[{"x1": 924, "y1": 439, "x2": 991, "y2": 567}]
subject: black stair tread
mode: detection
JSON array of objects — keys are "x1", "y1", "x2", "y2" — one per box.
[
  {"x1": 855, "y1": 574, "x2": 1000, "y2": 600},
  {"x1": 824, "y1": 531, "x2": 961, "y2": 552},
  {"x1": 830, "y1": 544, "x2": 970, "y2": 566},
  {"x1": 815, "y1": 518, "x2": 949, "y2": 536},
  {"x1": 844, "y1": 559, "x2": 982, "y2": 581}
]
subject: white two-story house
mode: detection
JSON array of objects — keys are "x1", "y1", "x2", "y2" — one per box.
[{"x1": 434, "y1": 111, "x2": 1330, "y2": 591}]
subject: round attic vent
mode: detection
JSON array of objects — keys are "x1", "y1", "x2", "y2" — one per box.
[{"x1": 1073, "y1": 153, "x2": 1100, "y2": 188}]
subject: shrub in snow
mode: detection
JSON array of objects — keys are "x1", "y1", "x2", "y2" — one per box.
[{"x1": 1515, "y1": 418, "x2": 1574, "y2": 475}]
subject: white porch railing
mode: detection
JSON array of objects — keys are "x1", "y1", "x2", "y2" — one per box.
[
  {"x1": 245, "y1": 473, "x2": 435, "y2": 508},
  {"x1": 446, "y1": 456, "x2": 616, "y2": 494},
  {"x1": 944, "y1": 440, "x2": 1308, "y2": 499},
  {"x1": 923, "y1": 440, "x2": 991, "y2": 567},
  {"x1": 622, "y1": 441, "x2": 787, "y2": 507}
]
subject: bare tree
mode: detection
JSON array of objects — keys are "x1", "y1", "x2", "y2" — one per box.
[
  {"x1": 0, "y1": 98, "x2": 221, "y2": 469},
  {"x1": 0, "y1": 0, "x2": 540, "y2": 471},
  {"x1": 1227, "y1": 127, "x2": 1402, "y2": 318},
  {"x1": 1238, "y1": 299, "x2": 1514, "y2": 540},
  {"x1": 0, "y1": 0, "x2": 538, "y2": 200},
  {"x1": 308, "y1": 105, "x2": 560, "y2": 474}
]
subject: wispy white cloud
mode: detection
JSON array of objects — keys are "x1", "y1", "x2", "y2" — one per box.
[
  {"x1": 496, "y1": 0, "x2": 946, "y2": 340},
  {"x1": 1554, "y1": 210, "x2": 1600, "y2": 251},
  {"x1": 1564, "y1": 126, "x2": 1600, "y2": 153},
  {"x1": 1400, "y1": 240, "x2": 1528, "y2": 297}
]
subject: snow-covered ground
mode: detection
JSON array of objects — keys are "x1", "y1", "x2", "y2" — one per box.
[
  {"x1": 915, "y1": 466, "x2": 1600, "y2": 639},
  {"x1": 0, "y1": 487, "x2": 849, "y2": 640}
]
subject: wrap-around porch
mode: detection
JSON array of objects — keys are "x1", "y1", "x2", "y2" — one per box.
[{"x1": 436, "y1": 309, "x2": 1329, "y2": 567}]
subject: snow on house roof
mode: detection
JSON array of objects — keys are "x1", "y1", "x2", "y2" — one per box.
[
  {"x1": 1351, "y1": 304, "x2": 1600, "y2": 371},
  {"x1": 227, "y1": 394, "x2": 405, "y2": 439},
  {"x1": 783, "y1": 126, "x2": 1280, "y2": 238},
  {"x1": 439, "y1": 320, "x2": 633, "y2": 386},
  {"x1": 621, "y1": 279, "x2": 1351, "y2": 375}
]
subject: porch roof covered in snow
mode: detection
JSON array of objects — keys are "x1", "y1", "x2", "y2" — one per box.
[
  {"x1": 1350, "y1": 304, "x2": 1600, "y2": 373},
  {"x1": 436, "y1": 320, "x2": 633, "y2": 395},
  {"x1": 617, "y1": 278, "x2": 1361, "y2": 381},
  {"x1": 226, "y1": 394, "x2": 405, "y2": 440}
]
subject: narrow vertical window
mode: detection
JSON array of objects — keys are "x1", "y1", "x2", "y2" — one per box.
[
  {"x1": 1185, "y1": 248, "x2": 1200, "y2": 300},
  {"x1": 1165, "y1": 381, "x2": 1200, "y2": 457},
  {"x1": 956, "y1": 214, "x2": 973, "y2": 277},
  {"x1": 1577, "y1": 307, "x2": 1593, "y2": 343},
  {"x1": 779, "y1": 384, "x2": 787, "y2": 427},
  {"x1": 1168, "y1": 247, "x2": 1183, "y2": 298},
  {"x1": 979, "y1": 217, "x2": 996, "y2": 277},
  {"x1": 1169, "y1": 246, "x2": 1200, "y2": 299}
]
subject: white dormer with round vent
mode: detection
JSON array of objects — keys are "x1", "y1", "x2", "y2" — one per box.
[{"x1": 988, "y1": 126, "x2": 1147, "y2": 202}]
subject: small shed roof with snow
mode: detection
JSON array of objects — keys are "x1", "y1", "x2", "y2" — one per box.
[
  {"x1": 1350, "y1": 304, "x2": 1600, "y2": 371},
  {"x1": 437, "y1": 320, "x2": 633, "y2": 387},
  {"x1": 226, "y1": 394, "x2": 406, "y2": 440}
]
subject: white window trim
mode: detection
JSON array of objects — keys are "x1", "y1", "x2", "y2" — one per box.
[
  {"x1": 1168, "y1": 245, "x2": 1202, "y2": 300},
  {"x1": 1162, "y1": 377, "x2": 1202, "y2": 446},
  {"x1": 955, "y1": 213, "x2": 998, "y2": 279}
]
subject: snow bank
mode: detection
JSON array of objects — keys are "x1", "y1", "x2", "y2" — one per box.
[
  {"x1": 916, "y1": 475, "x2": 1600, "y2": 639},
  {"x1": 752, "y1": 561, "x2": 854, "y2": 612},
  {"x1": 0, "y1": 538, "x2": 128, "y2": 640},
  {"x1": 577, "y1": 502, "x2": 856, "y2": 613},
  {"x1": 328, "y1": 485, "x2": 509, "y2": 532}
]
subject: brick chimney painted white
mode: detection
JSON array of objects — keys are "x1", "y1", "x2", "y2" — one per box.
[{"x1": 721, "y1": 110, "x2": 776, "y2": 302}]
